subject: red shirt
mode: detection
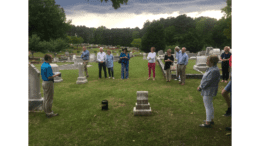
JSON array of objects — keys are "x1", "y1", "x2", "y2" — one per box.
[{"x1": 229, "y1": 55, "x2": 232, "y2": 67}]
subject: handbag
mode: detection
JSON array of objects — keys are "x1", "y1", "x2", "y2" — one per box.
[{"x1": 118, "y1": 59, "x2": 122, "y2": 63}]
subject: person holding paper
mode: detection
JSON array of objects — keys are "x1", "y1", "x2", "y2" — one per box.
[{"x1": 147, "y1": 47, "x2": 156, "y2": 81}]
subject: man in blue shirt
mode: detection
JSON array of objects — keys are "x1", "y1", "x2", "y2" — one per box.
[
  {"x1": 178, "y1": 47, "x2": 189, "y2": 85},
  {"x1": 81, "y1": 46, "x2": 90, "y2": 78},
  {"x1": 175, "y1": 46, "x2": 182, "y2": 81},
  {"x1": 41, "y1": 54, "x2": 60, "y2": 118}
]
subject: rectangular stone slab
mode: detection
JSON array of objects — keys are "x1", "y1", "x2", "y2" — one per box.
[
  {"x1": 133, "y1": 107, "x2": 152, "y2": 116},
  {"x1": 135, "y1": 102, "x2": 150, "y2": 109}
]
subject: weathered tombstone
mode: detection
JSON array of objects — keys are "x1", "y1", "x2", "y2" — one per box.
[
  {"x1": 29, "y1": 64, "x2": 44, "y2": 111},
  {"x1": 114, "y1": 56, "x2": 120, "y2": 62},
  {"x1": 186, "y1": 51, "x2": 190, "y2": 54},
  {"x1": 53, "y1": 57, "x2": 59, "y2": 62},
  {"x1": 193, "y1": 56, "x2": 208, "y2": 72},
  {"x1": 212, "y1": 48, "x2": 221, "y2": 55},
  {"x1": 143, "y1": 53, "x2": 147, "y2": 60},
  {"x1": 67, "y1": 57, "x2": 71, "y2": 62},
  {"x1": 190, "y1": 56, "x2": 197, "y2": 60},
  {"x1": 65, "y1": 51, "x2": 69, "y2": 56},
  {"x1": 205, "y1": 47, "x2": 213, "y2": 56},
  {"x1": 89, "y1": 53, "x2": 95, "y2": 62},
  {"x1": 158, "y1": 50, "x2": 164, "y2": 56},
  {"x1": 76, "y1": 63, "x2": 88, "y2": 84},
  {"x1": 72, "y1": 55, "x2": 76, "y2": 61},
  {"x1": 50, "y1": 64, "x2": 63, "y2": 83},
  {"x1": 74, "y1": 56, "x2": 83, "y2": 66},
  {"x1": 133, "y1": 91, "x2": 152, "y2": 116}
]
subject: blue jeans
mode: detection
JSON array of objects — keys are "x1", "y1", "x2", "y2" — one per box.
[
  {"x1": 224, "y1": 80, "x2": 232, "y2": 107},
  {"x1": 121, "y1": 63, "x2": 129, "y2": 79}
]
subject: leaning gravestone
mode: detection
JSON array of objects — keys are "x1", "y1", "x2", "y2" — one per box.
[
  {"x1": 76, "y1": 63, "x2": 88, "y2": 84},
  {"x1": 143, "y1": 53, "x2": 147, "y2": 60},
  {"x1": 29, "y1": 64, "x2": 44, "y2": 111},
  {"x1": 50, "y1": 64, "x2": 63, "y2": 83},
  {"x1": 133, "y1": 91, "x2": 152, "y2": 116},
  {"x1": 193, "y1": 56, "x2": 208, "y2": 72}
]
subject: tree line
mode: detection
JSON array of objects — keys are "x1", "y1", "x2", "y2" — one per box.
[{"x1": 29, "y1": 0, "x2": 231, "y2": 56}]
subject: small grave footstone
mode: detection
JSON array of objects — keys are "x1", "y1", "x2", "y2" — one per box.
[
  {"x1": 76, "y1": 63, "x2": 87, "y2": 84},
  {"x1": 133, "y1": 91, "x2": 152, "y2": 116}
]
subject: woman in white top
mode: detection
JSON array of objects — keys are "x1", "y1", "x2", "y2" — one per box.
[{"x1": 147, "y1": 47, "x2": 156, "y2": 81}]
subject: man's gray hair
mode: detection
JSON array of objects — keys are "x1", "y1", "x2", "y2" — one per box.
[{"x1": 175, "y1": 46, "x2": 180, "y2": 49}]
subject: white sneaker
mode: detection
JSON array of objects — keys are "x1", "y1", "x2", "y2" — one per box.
[
  {"x1": 109, "y1": 77, "x2": 111, "y2": 79},
  {"x1": 113, "y1": 77, "x2": 115, "y2": 79}
]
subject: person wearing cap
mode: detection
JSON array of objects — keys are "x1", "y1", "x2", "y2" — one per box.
[
  {"x1": 120, "y1": 48, "x2": 130, "y2": 79},
  {"x1": 197, "y1": 55, "x2": 220, "y2": 127},
  {"x1": 81, "y1": 46, "x2": 89, "y2": 78},
  {"x1": 105, "y1": 49, "x2": 114, "y2": 79},
  {"x1": 147, "y1": 47, "x2": 156, "y2": 81},
  {"x1": 41, "y1": 54, "x2": 60, "y2": 118},
  {"x1": 97, "y1": 47, "x2": 107, "y2": 79},
  {"x1": 175, "y1": 46, "x2": 181, "y2": 81}
]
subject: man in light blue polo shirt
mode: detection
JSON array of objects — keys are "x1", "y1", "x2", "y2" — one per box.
[
  {"x1": 175, "y1": 46, "x2": 182, "y2": 81},
  {"x1": 41, "y1": 54, "x2": 60, "y2": 118},
  {"x1": 81, "y1": 46, "x2": 90, "y2": 78},
  {"x1": 178, "y1": 47, "x2": 189, "y2": 85}
]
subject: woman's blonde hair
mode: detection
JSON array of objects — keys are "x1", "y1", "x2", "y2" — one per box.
[{"x1": 207, "y1": 55, "x2": 219, "y2": 66}]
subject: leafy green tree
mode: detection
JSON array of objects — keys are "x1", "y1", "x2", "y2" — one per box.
[
  {"x1": 48, "y1": 38, "x2": 69, "y2": 57},
  {"x1": 29, "y1": 0, "x2": 71, "y2": 41},
  {"x1": 221, "y1": 0, "x2": 232, "y2": 40},
  {"x1": 67, "y1": 36, "x2": 84, "y2": 49},
  {"x1": 164, "y1": 26, "x2": 176, "y2": 45},
  {"x1": 141, "y1": 21, "x2": 166, "y2": 53},
  {"x1": 29, "y1": 34, "x2": 46, "y2": 58},
  {"x1": 212, "y1": 18, "x2": 231, "y2": 49},
  {"x1": 132, "y1": 31, "x2": 140, "y2": 39},
  {"x1": 131, "y1": 38, "x2": 141, "y2": 50}
]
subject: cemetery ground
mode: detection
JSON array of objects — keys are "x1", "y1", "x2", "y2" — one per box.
[{"x1": 30, "y1": 56, "x2": 231, "y2": 146}]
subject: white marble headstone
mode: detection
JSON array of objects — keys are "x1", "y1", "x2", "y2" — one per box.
[
  {"x1": 196, "y1": 56, "x2": 207, "y2": 66},
  {"x1": 50, "y1": 64, "x2": 63, "y2": 83}
]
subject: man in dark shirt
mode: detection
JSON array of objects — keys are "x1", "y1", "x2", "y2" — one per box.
[{"x1": 41, "y1": 54, "x2": 60, "y2": 118}]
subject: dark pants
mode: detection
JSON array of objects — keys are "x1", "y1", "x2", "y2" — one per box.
[
  {"x1": 98, "y1": 62, "x2": 107, "y2": 78},
  {"x1": 222, "y1": 64, "x2": 229, "y2": 80},
  {"x1": 108, "y1": 67, "x2": 114, "y2": 77}
]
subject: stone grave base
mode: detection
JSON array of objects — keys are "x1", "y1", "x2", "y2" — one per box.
[
  {"x1": 133, "y1": 107, "x2": 152, "y2": 116},
  {"x1": 54, "y1": 77, "x2": 63, "y2": 83},
  {"x1": 76, "y1": 77, "x2": 88, "y2": 84},
  {"x1": 193, "y1": 65, "x2": 208, "y2": 72},
  {"x1": 29, "y1": 98, "x2": 44, "y2": 111}
]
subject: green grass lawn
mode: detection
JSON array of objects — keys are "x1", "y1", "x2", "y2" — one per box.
[{"x1": 30, "y1": 56, "x2": 231, "y2": 146}]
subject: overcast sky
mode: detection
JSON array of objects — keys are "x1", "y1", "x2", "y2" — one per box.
[{"x1": 55, "y1": 0, "x2": 226, "y2": 29}]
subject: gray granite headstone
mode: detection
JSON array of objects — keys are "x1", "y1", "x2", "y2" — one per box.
[
  {"x1": 133, "y1": 91, "x2": 152, "y2": 116},
  {"x1": 29, "y1": 64, "x2": 44, "y2": 111}
]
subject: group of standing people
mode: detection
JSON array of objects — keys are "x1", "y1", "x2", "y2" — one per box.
[
  {"x1": 81, "y1": 46, "x2": 130, "y2": 80},
  {"x1": 163, "y1": 46, "x2": 189, "y2": 85}
]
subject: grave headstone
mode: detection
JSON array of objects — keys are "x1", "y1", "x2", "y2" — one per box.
[
  {"x1": 193, "y1": 56, "x2": 208, "y2": 72},
  {"x1": 50, "y1": 64, "x2": 63, "y2": 83},
  {"x1": 65, "y1": 51, "x2": 69, "y2": 56},
  {"x1": 158, "y1": 50, "x2": 164, "y2": 56},
  {"x1": 29, "y1": 64, "x2": 44, "y2": 111},
  {"x1": 143, "y1": 53, "x2": 147, "y2": 60},
  {"x1": 76, "y1": 63, "x2": 87, "y2": 84},
  {"x1": 205, "y1": 47, "x2": 213, "y2": 56},
  {"x1": 73, "y1": 55, "x2": 76, "y2": 60},
  {"x1": 89, "y1": 53, "x2": 95, "y2": 62},
  {"x1": 133, "y1": 91, "x2": 152, "y2": 116},
  {"x1": 53, "y1": 57, "x2": 59, "y2": 62}
]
